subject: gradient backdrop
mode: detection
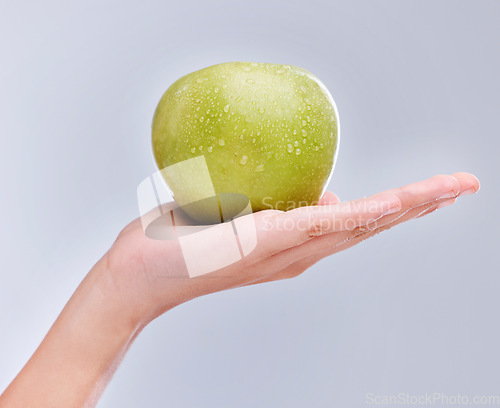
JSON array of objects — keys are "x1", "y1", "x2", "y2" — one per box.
[{"x1": 1, "y1": 1, "x2": 499, "y2": 407}]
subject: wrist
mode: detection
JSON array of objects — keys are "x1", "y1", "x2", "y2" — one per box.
[
  {"x1": 103, "y1": 245, "x2": 189, "y2": 327},
  {"x1": 88, "y1": 254, "x2": 149, "y2": 333}
]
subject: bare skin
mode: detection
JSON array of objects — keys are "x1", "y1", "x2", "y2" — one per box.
[{"x1": 0, "y1": 172, "x2": 479, "y2": 408}]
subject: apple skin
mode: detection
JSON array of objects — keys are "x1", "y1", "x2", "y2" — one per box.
[{"x1": 152, "y1": 62, "x2": 339, "y2": 224}]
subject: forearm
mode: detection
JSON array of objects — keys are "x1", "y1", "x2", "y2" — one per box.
[{"x1": 0, "y1": 256, "x2": 144, "y2": 408}]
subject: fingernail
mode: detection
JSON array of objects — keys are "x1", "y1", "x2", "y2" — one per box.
[
  {"x1": 437, "y1": 198, "x2": 456, "y2": 209},
  {"x1": 459, "y1": 187, "x2": 477, "y2": 196},
  {"x1": 438, "y1": 191, "x2": 456, "y2": 200}
]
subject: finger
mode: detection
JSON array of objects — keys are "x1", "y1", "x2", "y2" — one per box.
[
  {"x1": 247, "y1": 173, "x2": 480, "y2": 285},
  {"x1": 248, "y1": 196, "x2": 457, "y2": 285},
  {"x1": 246, "y1": 174, "x2": 457, "y2": 267},
  {"x1": 318, "y1": 191, "x2": 341, "y2": 206},
  {"x1": 387, "y1": 174, "x2": 461, "y2": 210},
  {"x1": 252, "y1": 175, "x2": 457, "y2": 265},
  {"x1": 303, "y1": 198, "x2": 449, "y2": 261},
  {"x1": 411, "y1": 171, "x2": 479, "y2": 218},
  {"x1": 274, "y1": 184, "x2": 474, "y2": 283},
  {"x1": 249, "y1": 192, "x2": 402, "y2": 260},
  {"x1": 246, "y1": 173, "x2": 478, "y2": 282},
  {"x1": 327, "y1": 174, "x2": 471, "y2": 243}
]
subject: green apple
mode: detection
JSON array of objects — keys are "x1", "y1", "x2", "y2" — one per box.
[{"x1": 152, "y1": 62, "x2": 339, "y2": 224}]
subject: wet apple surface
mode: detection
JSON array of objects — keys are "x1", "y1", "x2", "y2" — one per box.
[{"x1": 152, "y1": 62, "x2": 339, "y2": 223}]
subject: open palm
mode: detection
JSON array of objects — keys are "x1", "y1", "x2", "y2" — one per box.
[{"x1": 106, "y1": 172, "x2": 479, "y2": 324}]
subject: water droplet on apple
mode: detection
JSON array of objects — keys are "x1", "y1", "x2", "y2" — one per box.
[
  {"x1": 276, "y1": 69, "x2": 284, "y2": 74},
  {"x1": 214, "y1": 87, "x2": 219, "y2": 93},
  {"x1": 236, "y1": 96, "x2": 243, "y2": 102},
  {"x1": 241, "y1": 66, "x2": 252, "y2": 72},
  {"x1": 199, "y1": 116, "x2": 204, "y2": 122},
  {"x1": 196, "y1": 78, "x2": 207, "y2": 84},
  {"x1": 302, "y1": 138, "x2": 307, "y2": 144},
  {"x1": 287, "y1": 144, "x2": 294, "y2": 153},
  {"x1": 259, "y1": 107, "x2": 265, "y2": 113},
  {"x1": 252, "y1": 138, "x2": 256, "y2": 143},
  {"x1": 320, "y1": 143, "x2": 324, "y2": 149},
  {"x1": 207, "y1": 146, "x2": 213, "y2": 152},
  {"x1": 294, "y1": 140, "x2": 299, "y2": 147},
  {"x1": 246, "y1": 79, "x2": 255, "y2": 84},
  {"x1": 218, "y1": 139, "x2": 225, "y2": 146},
  {"x1": 306, "y1": 116, "x2": 311, "y2": 122},
  {"x1": 223, "y1": 104, "x2": 230, "y2": 113},
  {"x1": 295, "y1": 148, "x2": 302, "y2": 155},
  {"x1": 222, "y1": 84, "x2": 228, "y2": 89},
  {"x1": 302, "y1": 129, "x2": 308, "y2": 136},
  {"x1": 199, "y1": 146, "x2": 203, "y2": 151},
  {"x1": 255, "y1": 164, "x2": 265, "y2": 172},
  {"x1": 240, "y1": 155, "x2": 248, "y2": 165},
  {"x1": 301, "y1": 120, "x2": 307, "y2": 127},
  {"x1": 190, "y1": 147, "x2": 196, "y2": 153}
]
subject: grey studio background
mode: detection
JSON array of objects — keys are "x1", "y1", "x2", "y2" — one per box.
[{"x1": 1, "y1": 1, "x2": 499, "y2": 407}]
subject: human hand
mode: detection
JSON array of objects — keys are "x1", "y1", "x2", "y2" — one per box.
[
  {"x1": 105, "y1": 172, "x2": 480, "y2": 326},
  {"x1": 0, "y1": 172, "x2": 479, "y2": 408}
]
